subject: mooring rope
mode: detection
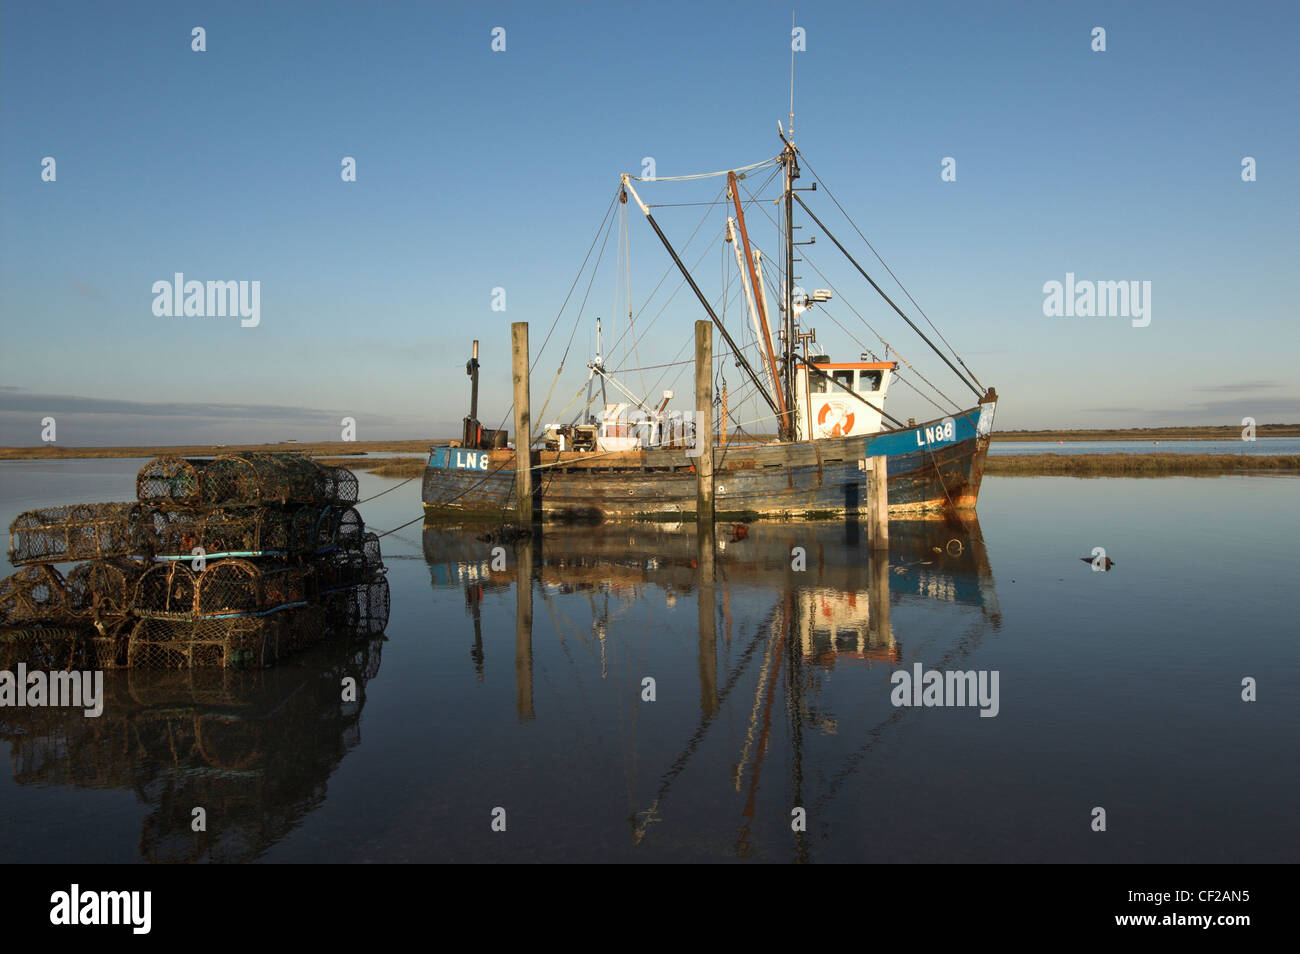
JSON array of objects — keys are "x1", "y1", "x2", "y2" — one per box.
[{"x1": 356, "y1": 475, "x2": 418, "y2": 503}]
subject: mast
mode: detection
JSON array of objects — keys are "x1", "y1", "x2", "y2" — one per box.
[
  {"x1": 782, "y1": 134, "x2": 798, "y2": 440},
  {"x1": 727, "y1": 171, "x2": 787, "y2": 434},
  {"x1": 727, "y1": 217, "x2": 770, "y2": 384}
]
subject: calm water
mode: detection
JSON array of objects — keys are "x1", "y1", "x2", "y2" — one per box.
[
  {"x1": 990, "y1": 437, "x2": 1300, "y2": 456},
  {"x1": 1, "y1": 460, "x2": 1296, "y2": 862}
]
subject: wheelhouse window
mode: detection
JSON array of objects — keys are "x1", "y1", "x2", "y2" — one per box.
[
  {"x1": 832, "y1": 370, "x2": 854, "y2": 393},
  {"x1": 858, "y1": 370, "x2": 882, "y2": 392},
  {"x1": 811, "y1": 368, "x2": 828, "y2": 393}
]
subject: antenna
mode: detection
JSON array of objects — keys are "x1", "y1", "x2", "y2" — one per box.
[{"x1": 788, "y1": 9, "x2": 796, "y2": 141}]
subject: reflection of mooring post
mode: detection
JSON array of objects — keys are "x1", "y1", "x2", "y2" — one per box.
[
  {"x1": 697, "y1": 528, "x2": 718, "y2": 718},
  {"x1": 511, "y1": 322, "x2": 533, "y2": 529},
  {"x1": 468, "y1": 583, "x2": 485, "y2": 682},
  {"x1": 515, "y1": 540, "x2": 535, "y2": 721},
  {"x1": 868, "y1": 548, "x2": 892, "y2": 649},
  {"x1": 695, "y1": 320, "x2": 714, "y2": 530},
  {"x1": 867, "y1": 455, "x2": 888, "y2": 550}
]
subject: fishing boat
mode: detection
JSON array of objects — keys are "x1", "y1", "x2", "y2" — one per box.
[{"x1": 423, "y1": 127, "x2": 998, "y2": 522}]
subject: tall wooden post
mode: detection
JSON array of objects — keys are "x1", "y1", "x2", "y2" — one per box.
[
  {"x1": 511, "y1": 322, "x2": 533, "y2": 527},
  {"x1": 694, "y1": 321, "x2": 714, "y2": 528},
  {"x1": 868, "y1": 455, "x2": 889, "y2": 550}
]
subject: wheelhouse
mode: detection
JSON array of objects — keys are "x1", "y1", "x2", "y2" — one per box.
[{"x1": 795, "y1": 358, "x2": 897, "y2": 440}]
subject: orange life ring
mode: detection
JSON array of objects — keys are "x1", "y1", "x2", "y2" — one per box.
[{"x1": 817, "y1": 402, "x2": 854, "y2": 437}]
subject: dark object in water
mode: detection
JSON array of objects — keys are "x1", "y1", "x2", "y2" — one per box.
[
  {"x1": 1081, "y1": 556, "x2": 1116, "y2": 570},
  {"x1": 477, "y1": 524, "x2": 532, "y2": 545}
]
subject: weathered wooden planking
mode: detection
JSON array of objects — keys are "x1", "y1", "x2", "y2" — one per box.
[{"x1": 423, "y1": 413, "x2": 990, "y2": 520}]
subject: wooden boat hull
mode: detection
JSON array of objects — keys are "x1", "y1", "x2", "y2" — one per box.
[{"x1": 422, "y1": 403, "x2": 994, "y2": 521}]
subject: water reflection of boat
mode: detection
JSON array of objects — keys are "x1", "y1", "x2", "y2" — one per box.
[
  {"x1": 423, "y1": 517, "x2": 1000, "y2": 859},
  {"x1": 0, "y1": 634, "x2": 385, "y2": 862},
  {"x1": 424, "y1": 518, "x2": 999, "y2": 642}
]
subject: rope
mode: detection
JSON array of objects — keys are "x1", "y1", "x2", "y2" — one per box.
[
  {"x1": 356, "y1": 475, "x2": 418, "y2": 503},
  {"x1": 629, "y1": 155, "x2": 780, "y2": 182},
  {"x1": 373, "y1": 513, "x2": 425, "y2": 539}
]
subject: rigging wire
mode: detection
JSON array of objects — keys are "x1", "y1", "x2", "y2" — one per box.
[
  {"x1": 791, "y1": 244, "x2": 963, "y2": 413},
  {"x1": 794, "y1": 147, "x2": 987, "y2": 394},
  {"x1": 629, "y1": 155, "x2": 781, "y2": 182},
  {"x1": 605, "y1": 164, "x2": 780, "y2": 365},
  {"x1": 794, "y1": 191, "x2": 984, "y2": 400},
  {"x1": 602, "y1": 181, "x2": 730, "y2": 361},
  {"x1": 534, "y1": 199, "x2": 620, "y2": 428},
  {"x1": 739, "y1": 176, "x2": 961, "y2": 414},
  {"x1": 531, "y1": 187, "x2": 620, "y2": 372}
]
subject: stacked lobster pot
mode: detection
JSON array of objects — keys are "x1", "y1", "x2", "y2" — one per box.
[{"x1": 2, "y1": 454, "x2": 389, "y2": 670}]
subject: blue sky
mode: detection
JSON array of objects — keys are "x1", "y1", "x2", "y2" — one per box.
[{"x1": 1, "y1": 0, "x2": 1296, "y2": 445}]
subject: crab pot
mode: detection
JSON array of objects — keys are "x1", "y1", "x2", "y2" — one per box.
[
  {"x1": 92, "y1": 620, "x2": 136, "y2": 670},
  {"x1": 194, "y1": 560, "x2": 312, "y2": 617},
  {"x1": 316, "y1": 532, "x2": 384, "y2": 592},
  {"x1": 66, "y1": 557, "x2": 150, "y2": 622},
  {"x1": 136, "y1": 453, "x2": 359, "y2": 507},
  {"x1": 12, "y1": 501, "x2": 363, "y2": 566},
  {"x1": 132, "y1": 561, "x2": 199, "y2": 617},
  {"x1": 134, "y1": 559, "x2": 313, "y2": 619},
  {"x1": 321, "y1": 577, "x2": 391, "y2": 638},
  {"x1": 126, "y1": 604, "x2": 328, "y2": 671},
  {"x1": 134, "y1": 457, "x2": 207, "y2": 503},
  {"x1": 0, "y1": 565, "x2": 69, "y2": 624},
  {"x1": 331, "y1": 507, "x2": 365, "y2": 548},
  {"x1": 8, "y1": 502, "x2": 141, "y2": 565},
  {"x1": 136, "y1": 504, "x2": 344, "y2": 559}
]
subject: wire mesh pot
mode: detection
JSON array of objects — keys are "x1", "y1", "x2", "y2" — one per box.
[{"x1": 0, "y1": 565, "x2": 68, "y2": 623}]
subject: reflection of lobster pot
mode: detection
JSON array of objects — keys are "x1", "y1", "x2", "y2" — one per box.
[{"x1": 815, "y1": 399, "x2": 856, "y2": 438}]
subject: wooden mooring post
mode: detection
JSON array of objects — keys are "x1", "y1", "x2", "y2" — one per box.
[
  {"x1": 511, "y1": 322, "x2": 533, "y2": 528},
  {"x1": 867, "y1": 455, "x2": 889, "y2": 550},
  {"x1": 695, "y1": 320, "x2": 714, "y2": 529}
]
